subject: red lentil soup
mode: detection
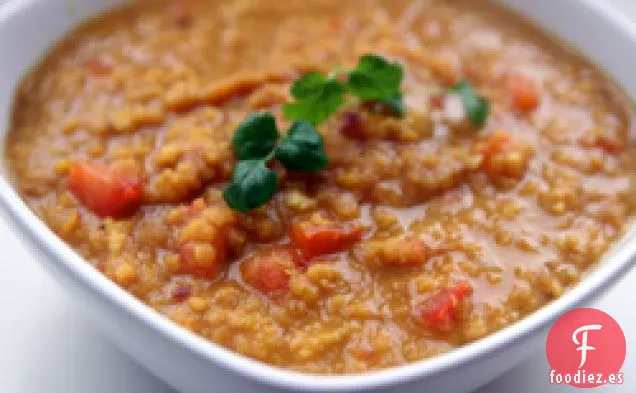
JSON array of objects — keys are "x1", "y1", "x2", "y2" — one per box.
[{"x1": 6, "y1": 0, "x2": 636, "y2": 374}]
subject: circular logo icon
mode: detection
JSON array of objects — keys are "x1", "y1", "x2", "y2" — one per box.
[{"x1": 546, "y1": 308, "x2": 626, "y2": 388}]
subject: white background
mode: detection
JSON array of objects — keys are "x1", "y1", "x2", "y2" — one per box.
[{"x1": 0, "y1": 0, "x2": 635, "y2": 392}]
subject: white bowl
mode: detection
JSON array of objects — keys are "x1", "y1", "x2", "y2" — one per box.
[{"x1": 0, "y1": 1, "x2": 635, "y2": 392}]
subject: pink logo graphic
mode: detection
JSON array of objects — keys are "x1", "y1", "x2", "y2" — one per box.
[{"x1": 546, "y1": 308, "x2": 626, "y2": 388}]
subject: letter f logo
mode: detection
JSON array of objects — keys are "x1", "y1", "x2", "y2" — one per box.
[{"x1": 572, "y1": 324, "x2": 603, "y2": 368}]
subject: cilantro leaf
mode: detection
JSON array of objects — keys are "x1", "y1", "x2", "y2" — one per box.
[
  {"x1": 232, "y1": 112, "x2": 280, "y2": 160},
  {"x1": 275, "y1": 121, "x2": 329, "y2": 171},
  {"x1": 348, "y1": 54, "x2": 403, "y2": 101},
  {"x1": 449, "y1": 79, "x2": 490, "y2": 127},
  {"x1": 289, "y1": 71, "x2": 329, "y2": 98},
  {"x1": 223, "y1": 160, "x2": 279, "y2": 212},
  {"x1": 283, "y1": 72, "x2": 347, "y2": 126},
  {"x1": 375, "y1": 93, "x2": 406, "y2": 116}
]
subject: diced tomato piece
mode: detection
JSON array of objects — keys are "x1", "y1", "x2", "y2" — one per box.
[
  {"x1": 482, "y1": 131, "x2": 513, "y2": 159},
  {"x1": 328, "y1": 17, "x2": 343, "y2": 32},
  {"x1": 291, "y1": 221, "x2": 364, "y2": 259},
  {"x1": 581, "y1": 134, "x2": 624, "y2": 154},
  {"x1": 241, "y1": 246, "x2": 300, "y2": 294},
  {"x1": 480, "y1": 131, "x2": 533, "y2": 179},
  {"x1": 340, "y1": 112, "x2": 365, "y2": 139},
  {"x1": 509, "y1": 75, "x2": 540, "y2": 113},
  {"x1": 84, "y1": 58, "x2": 112, "y2": 76},
  {"x1": 596, "y1": 136, "x2": 623, "y2": 153},
  {"x1": 416, "y1": 282, "x2": 473, "y2": 332},
  {"x1": 68, "y1": 162, "x2": 142, "y2": 217},
  {"x1": 430, "y1": 94, "x2": 445, "y2": 110}
]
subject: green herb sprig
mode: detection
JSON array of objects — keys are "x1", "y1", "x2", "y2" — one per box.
[
  {"x1": 283, "y1": 54, "x2": 406, "y2": 126},
  {"x1": 223, "y1": 54, "x2": 407, "y2": 212},
  {"x1": 449, "y1": 79, "x2": 490, "y2": 127},
  {"x1": 223, "y1": 112, "x2": 328, "y2": 212}
]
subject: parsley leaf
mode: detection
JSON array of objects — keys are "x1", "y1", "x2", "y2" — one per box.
[
  {"x1": 275, "y1": 121, "x2": 329, "y2": 171},
  {"x1": 224, "y1": 116, "x2": 328, "y2": 212},
  {"x1": 290, "y1": 71, "x2": 331, "y2": 98},
  {"x1": 348, "y1": 54, "x2": 403, "y2": 101},
  {"x1": 232, "y1": 112, "x2": 280, "y2": 160},
  {"x1": 449, "y1": 79, "x2": 490, "y2": 127},
  {"x1": 375, "y1": 93, "x2": 406, "y2": 116},
  {"x1": 223, "y1": 160, "x2": 279, "y2": 212},
  {"x1": 283, "y1": 72, "x2": 347, "y2": 126}
]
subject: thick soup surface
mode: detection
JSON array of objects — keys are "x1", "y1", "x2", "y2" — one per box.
[{"x1": 6, "y1": 0, "x2": 636, "y2": 373}]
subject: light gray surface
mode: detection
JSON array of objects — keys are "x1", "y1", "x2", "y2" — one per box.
[{"x1": 0, "y1": 0, "x2": 634, "y2": 392}]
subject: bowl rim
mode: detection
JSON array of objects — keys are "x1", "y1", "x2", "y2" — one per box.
[{"x1": 1, "y1": 0, "x2": 636, "y2": 391}]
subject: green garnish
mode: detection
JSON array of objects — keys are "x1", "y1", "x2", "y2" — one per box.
[
  {"x1": 449, "y1": 79, "x2": 490, "y2": 127},
  {"x1": 223, "y1": 116, "x2": 327, "y2": 212},
  {"x1": 283, "y1": 72, "x2": 347, "y2": 126},
  {"x1": 284, "y1": 54, "x2": 406, "y2": 126},
  {"x1": 231, "y1": 112, "x2": 279, "y2": 160},
  {"x1": 348, "y1": 54, "x2": 403, "y2": 101},
  {"x1": 376, "y1": 93, "x2": 406, "y2": 116},
  {"x1": 275, "y1": 121, "x2": 329, "y2": 171},
  {"x1": 224, "y1": 54, "x2": 406, "y2": 212},
  {"x1": 223, "y1": 159, "x2": 279, "y2": 212}
]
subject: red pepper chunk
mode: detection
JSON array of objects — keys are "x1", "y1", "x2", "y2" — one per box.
[
  {"x1": 480, "y1": 131, "x2": 533, "y2": 179},
  {"x1": 68, "y1": 162, "x2": 142, "y2": 217},
  {"x1": 84, "y1": 58, "x2": 112, "y2": 76},
  {"x1": 241, "y1": 246, "x2": 301, "y2": 294},
  {"x1": 580, "y1": 133, "x2": 624, "y2": 154},
  {"x1": 508, "y1": 75, "x2": 540, "y2": 113},
  {"x1": 291, "y1": 221, "x2": 364, "y2": 259},
  {"x1": 340, "y1": 112, "x2": 365, "y2": 140},
  {"x1": 482, "y1": 131, "x2": 513, "y2": 159},
  {"x1": 417, "y1": 282, "x2": 473, "y2": 332}
]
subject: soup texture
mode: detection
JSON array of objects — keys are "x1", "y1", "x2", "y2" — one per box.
[{"x1": 6, "y1": 0, "x2": 636, "y2": 374}]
